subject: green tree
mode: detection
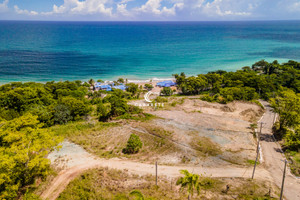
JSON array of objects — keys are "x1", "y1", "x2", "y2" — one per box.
[
  {"x1": 284, "y1": 127, "x2": 300, "y2": 151},
  {"x1": 175, "y1": 75, "x2": 208, "y2": 95},
  {"x1": 0, "y1": 114, "x2": 62, "y2": 199},
  {"x1": 53, "y1": 104, "x2": 72, "y2": 124},
  {"x1": 176, "y1": 170, "x2": 201, "y2": 200},
  {"x1": 123, "y1": 134, "x2": 142, "y2": 154},
  {"x1": 126, "y1": 83, "x2": 139, "y2": 97},
  {"x1": 59, "y1": 96, "x2": 91, "y2": 120},
  {"x1": 160, "y1": 87, "x2": 173, "y2": 96},
  {"x1": 205, "y1": 73, "x2": 223, "y2": 93},
  {"x1": 104, "y1": 95, "x2": 128, "y2": 116},
  {"x1": 117, "y1": 78, "x2": 125, "y2": 84},
  {"x1": 97, "y1": 102, "x2": 111, "y2": 122},
  {"x1": 144, "y1": 84, "x2": 153, "y2": 91},
  {"x1": 270, "y1": 90, "x2": 300, "y2": 130},
  {"x1": 88, "y1": 79, "x2": 95, "y2": 91}
]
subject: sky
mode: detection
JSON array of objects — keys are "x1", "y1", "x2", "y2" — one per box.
[{"x1": 0, "y1": 0, "x2": 300, "y2": 21}]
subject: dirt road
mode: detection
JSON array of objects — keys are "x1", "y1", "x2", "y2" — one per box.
[
  {"x1": 41, "y1": 101, "x2": 300, "y2": 200},
  {"x1": 259, "y1": 101, "x2": 300, "y2": 200},
  {"x1": 40, "y1": 155, "x2": 270, "y2": 200}
]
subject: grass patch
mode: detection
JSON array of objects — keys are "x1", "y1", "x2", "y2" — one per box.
[
  {"x1": 117, "y1": 113, "x2": 155, "y2": 121},
  {"x1": 190, "y1": 136, "x2": 222, "y2": 157},
  {"x1": 50, "y1": 120, "x2": 181, "y2": 162},
  {"x1": 247, "y1": 159, "x2": 260, "y2": 165},
  {"x1": 286, "y1": 151, "x2": 300, "y2": 176},
  {"x1": 251, "y1": 100, "x2": 265, "y2": 109},
  {"x1": 50, "y1": 120, "x2": 118, "y2": 138},
  {"x1": 232, "y1": 178, "x2": 277, "y2": 200},
  {"x1": 143, "y1": 125, "x2": 173, "y2": 138},
  {"x1": 57, "y1": 168, "x2": 279, "y2": 200}
]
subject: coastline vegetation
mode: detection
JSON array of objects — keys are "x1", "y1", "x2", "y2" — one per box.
[{"x1": 1, "y1": 59, "x2": 300, "y2": 198}]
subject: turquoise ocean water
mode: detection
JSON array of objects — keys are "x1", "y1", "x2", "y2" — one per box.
[{"x1": 1, "y1": 21, "x2": 300, "y2": 83}]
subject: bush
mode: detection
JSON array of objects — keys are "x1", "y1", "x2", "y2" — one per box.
[
  {"x1": 160, "y1": 87, "x2": 173, "y2": 96},
  {"x1": 53, "y1": 104, "x2": 72, "y2": 124},
  {"x1": 123, "y1": 134, "x2": 142, "y2": 154},
  {"x1": 97, "y1": 103, "x2": 112, "y2": 122},
  {"x1": 155, "y1": 96, "x2": 168, "y2": 103},
  {"x1": 126, "y1": 83, "x2": 139, "y2": 96},
  {"x1": 144, "y1": 84, "x2": 154, "y2": 90}
]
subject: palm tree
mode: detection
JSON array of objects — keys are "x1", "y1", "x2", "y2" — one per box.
[
  {"x1": 88, "y1": 79, "x2": 95, "y2": 90},
  {"x1": 176, "y1": 170, "x2": 201, "y2": 200}
]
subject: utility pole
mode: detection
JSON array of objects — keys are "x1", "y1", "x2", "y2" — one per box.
[
  {"x1": 155, "y1": 161, "x2": 158, "y2": 186},
  {"x1": 280, "y1": 159, "x2": 288, "y2": 200},
  {"x1": 252, "y1": 141, "x2": 260, "y2": 179}
]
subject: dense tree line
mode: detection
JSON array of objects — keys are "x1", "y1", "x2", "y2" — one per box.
[
  {"x1": 2, "y1": 59, "x2": 300, "y2": 197},
  {"x1": 174, "y1": 60, "x2": 300, "y2": 155},
  {"x1": 0, "y1": 80, "x2": 142, "y2": 199},
  {"x1": 174, "y1": 60, "x2": 300, "y2": 103}
]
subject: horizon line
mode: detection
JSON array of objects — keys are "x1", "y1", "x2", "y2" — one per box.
[{"x1": 1, "y1": 19, "x2": 300, "y2": 23}]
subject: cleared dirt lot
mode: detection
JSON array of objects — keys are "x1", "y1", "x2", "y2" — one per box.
[{"x1": 51, "y1": 98, "x2": 263, "y2": 168}]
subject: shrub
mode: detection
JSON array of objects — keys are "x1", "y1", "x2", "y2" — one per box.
[
  {"x1": 144, "y1": 83, "x2": 154, "y2": 90},
  {"x1": 53, "y1": 104, "x2": 72, "y2": 124},
  {"x1": 160, "y1": 87, "x2": 173, "y2": 96},
  {"x1": 123, "y1": 134, "x2": 142, "y2": 154},
  {"x1": 126, "y1": 83, "x2": 139, "y2": 96},
  {"x1": 155, "y1": 96, "x2": 168, "y2": 103},
  {"x1": 97, "y1": 102, "x2": 112, "y2": 122}
]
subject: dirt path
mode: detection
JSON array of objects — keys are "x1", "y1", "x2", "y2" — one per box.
[
  {"x1": 40, "y1": 155, "x2": 271, "y2": 200},
  {"x1": 41, "y1": 101, "x2": 300, "y2": 200},
  {"x1": 259, "y1": 101, "x2": 300, "y2": 200}
]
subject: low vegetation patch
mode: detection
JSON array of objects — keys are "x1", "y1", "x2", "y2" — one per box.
[
  {"x1": 57, "y1": 168, "x2": 279, "y2": 200},
  {"x1": 123, "y1": 134, "x2": 143, "y2": 154},
  {"x1": 286, "y1": 151, "x2": 300, "y2": 176},
  {"x1": 190, "y1": 136, "x2": 222, "y2": 157}
]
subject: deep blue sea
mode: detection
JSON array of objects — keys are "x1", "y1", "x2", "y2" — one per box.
[{"x1": 1, "y1": 21, "x2": 300, "y2": 83}]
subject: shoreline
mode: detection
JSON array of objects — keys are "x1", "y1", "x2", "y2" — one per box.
[{"x1": 0, "y1": 77, "x2": 176, "y2": 85}]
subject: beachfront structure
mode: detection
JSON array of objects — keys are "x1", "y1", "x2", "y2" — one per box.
[
  {"x1": 112, "y1": 85, "x2": 127, "y2": 90},
  {"x1": 96, "y1": 84, "x2": 112, "y2": 91},
  {"x1": 94, "y1": 82, "x2": 127, "y2": 91},
  {"x1": 156, "y1": 80, "x2": 176, "y2": 87}
]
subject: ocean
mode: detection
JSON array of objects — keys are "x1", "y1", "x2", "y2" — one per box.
[{"x1": 1, "y1": 20, "x2": 300, "y2": 83}]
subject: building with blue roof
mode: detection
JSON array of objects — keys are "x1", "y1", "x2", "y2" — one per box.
[
  {"x1": 156, "y1": 80, "x2": 176, "y2": 87},
  {"x1": 112, "y1": 85, "x2": 127, "y2": 90}
]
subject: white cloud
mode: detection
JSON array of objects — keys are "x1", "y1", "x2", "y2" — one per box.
[
  {"x1": 133, "y1": 0, "x2": 183, "y2": 16},
  {"x1": 41, "y1": 0, "x2": 113, "y2": 16},
  {"x1": 116, "y1": 3, "x2": 132, "y2": 17},
  {"x1": 14, "y1": 5, "x2": 38, "y2": 15},
  {"x1": 200, "y1": 0, "x2": 252, "y2": 17},
  {"x1": 286, "y1": 0, "x2": 300, "y2": 12},
  {"x1": 0, "y1": 0, "x2": 9, "y2": 13},
  {"x1": 119, "y1": 0, "x2": 134, "y2": 4},
  {"x1": 9, "y1": 0, "x2": 299, "y2": 20}
]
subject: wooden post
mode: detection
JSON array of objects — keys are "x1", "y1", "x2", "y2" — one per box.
[
  {"x1": 280, "y1": 160, "x2": 287, "y2": 200},
  {"x1": 155, "y1": 161, "x2": 158, "y2": 186}
]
